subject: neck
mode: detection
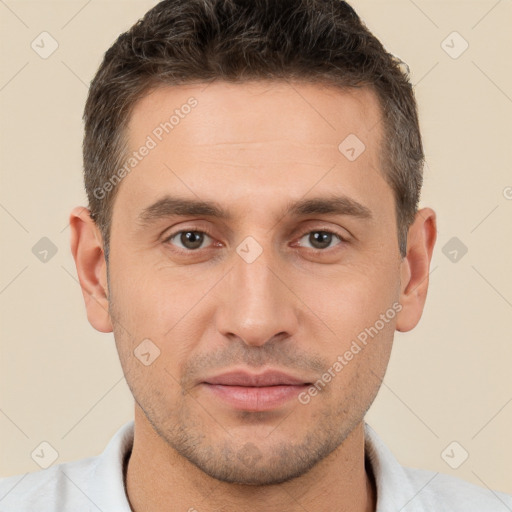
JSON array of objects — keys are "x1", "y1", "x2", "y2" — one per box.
[{"x1": 126, "y1": 407, "x2": 376, "y2": 512}]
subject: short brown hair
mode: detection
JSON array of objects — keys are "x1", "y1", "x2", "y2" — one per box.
[{"x1": 83, "y1": 0, "x2": 424, "y2": 260}]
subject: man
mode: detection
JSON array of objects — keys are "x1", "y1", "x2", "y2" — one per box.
[{"x1": 0, "y1": 0, "x2": 510, "y2": 510}]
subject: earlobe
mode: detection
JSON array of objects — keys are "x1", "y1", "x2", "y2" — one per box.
[
  {"x1": 395, "y1": 207, "x2": 437, "y2": 333},
  {"x1": 69, "y1": 206, "x2": 113, "y2": 333}
]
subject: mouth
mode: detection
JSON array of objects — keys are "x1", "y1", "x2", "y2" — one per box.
[{"x1": 201, "y1": 370, "x2": 313, "y2": 412}]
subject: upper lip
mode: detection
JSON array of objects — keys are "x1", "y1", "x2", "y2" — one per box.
[{"x1": 203, "y1": 369, "x2": 310, "y2": 387}]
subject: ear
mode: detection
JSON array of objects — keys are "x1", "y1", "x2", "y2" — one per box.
[
  {"x1": 69, "y1": 206, "x2": 112, "y2": 333},
  {"x1": 395, "y1": 207, "x2": 437, "y2": 332}
]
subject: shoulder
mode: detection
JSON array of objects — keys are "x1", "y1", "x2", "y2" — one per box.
[
  {"x1": 364, "y1": 423, "x2": 512, "y2": 512},
  {"x1": 0, "y1": 420, "x2": 134, "y2": 512},
  {"x1": 0, "y1": 456, "x2": 99, "y2": 512},
  {"x1": 402, "y1": 465, "x2": 512, "y2": 511}
]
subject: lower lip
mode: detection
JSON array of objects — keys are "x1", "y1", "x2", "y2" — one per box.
[{"x1": 203, "y1": 383, "x2": 309, "y2": 411}]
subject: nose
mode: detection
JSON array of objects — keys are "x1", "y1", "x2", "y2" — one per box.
[{"x1": 214, "y1": 242, "x2": 299, "y2": 347}]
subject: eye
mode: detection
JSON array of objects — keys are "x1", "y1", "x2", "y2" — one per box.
[
  {"x1": 296, "y1": 230, "x2": 345, "y2": 251},
  {"x1": 164, "y1": 230, "x2": 214, "y2": 251},
  {"x1": 163, "y1": 227, "x2": 347, "y2": 255}
]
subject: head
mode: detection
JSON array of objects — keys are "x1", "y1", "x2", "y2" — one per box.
[
  {"x1": 83, "y1": 0, "x2": 424, "y2": 262},
  {"x1": 71, "y1": 0, "x2": 436, "y2": 486}
]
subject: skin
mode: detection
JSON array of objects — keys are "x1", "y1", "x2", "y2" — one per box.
[{"x1": 70, "y1": 80, "x2": 437, "y2": 512}]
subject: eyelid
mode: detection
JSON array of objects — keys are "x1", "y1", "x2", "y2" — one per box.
[{"x1": 295, "y1": 225, "x2": 350, "y2": 243}]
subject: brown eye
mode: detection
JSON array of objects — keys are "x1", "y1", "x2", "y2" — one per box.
[
  {"x1": 166, "y1": 230, "x2": 212, "y2": 251},
  {"x1": 297, "y1": 230, "x2": 344, "y2": 250}
]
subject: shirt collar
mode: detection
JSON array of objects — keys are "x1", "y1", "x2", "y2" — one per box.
[
  {"x1": 365, "y1": 423, "x2": 430, "y2": 512},
  {"x1": 88, "y1": 420, "x2": 428, "y2": 512},
  {"x1": 86, "y1": 420, "x2": 135, "y2": 512}
]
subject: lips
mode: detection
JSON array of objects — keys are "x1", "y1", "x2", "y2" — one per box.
[
  {"x1": 204, "y1": 370, "x2": 309, "y2": 387},
  {"x1": 201, "y1": 370, "x2": 312, "y2": 412}
]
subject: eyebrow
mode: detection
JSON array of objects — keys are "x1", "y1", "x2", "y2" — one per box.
[{"x1": 137, "y1": 194, "x2": 373, "y2": 226}]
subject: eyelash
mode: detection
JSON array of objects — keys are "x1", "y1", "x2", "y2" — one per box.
[{"x1": 163, "y1": 227, "x2": 347, "y2": 254}]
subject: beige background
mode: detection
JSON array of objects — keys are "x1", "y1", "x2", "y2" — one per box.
[{"x1": 1, "y1": 0, "x2": 511, "y2": 496}]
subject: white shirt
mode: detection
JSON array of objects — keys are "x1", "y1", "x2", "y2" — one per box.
[{"x1": 0, "y1": 421, "x2": 510, "y2": 511}]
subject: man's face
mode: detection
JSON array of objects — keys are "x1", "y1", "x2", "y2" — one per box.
[{"x1": 107, "y1": 81, "x2": 402, "y2": 484}]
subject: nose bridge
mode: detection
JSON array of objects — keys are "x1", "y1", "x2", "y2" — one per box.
[{"x1": 215, "y1": 236, "x2": 297, "y2": 346}]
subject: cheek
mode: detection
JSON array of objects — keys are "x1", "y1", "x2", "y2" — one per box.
[
  {"x1": 313, "y1": 318, "x2": 394, "y2": 415},
  {"x1": 109, "y1": 255, "x2": 218, "y2": 335},
  {"x1": 300, "y1": 260, "x2": 400, "y2": 342},
  {"x1": 301, "y1": 261, "x2": 398, "y2": 400},
  {"x1": 108, "y1": 259, "x2": 227, "y2": 386}
]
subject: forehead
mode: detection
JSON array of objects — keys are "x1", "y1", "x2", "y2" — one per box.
[
  {"x1": 127, "y1": 80, "x2": 382, "y2": 149},
  {"x1": 115, "y1": 80, "x2": 391, "y2": 227}
]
